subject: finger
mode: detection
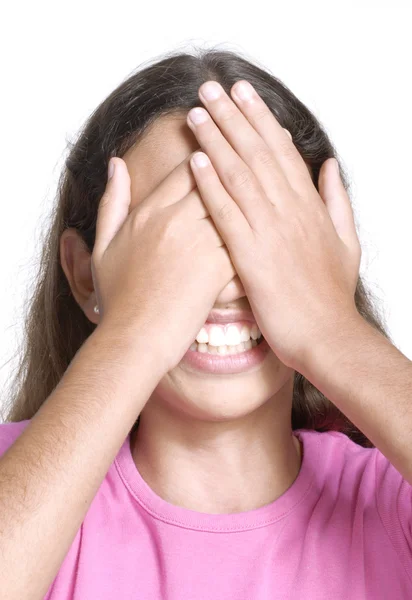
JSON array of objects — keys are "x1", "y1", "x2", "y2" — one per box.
[
  {"x1": 177, "y1": 188, "x2": 210, "y2": 220},
  {"x1": 216, "y1": 244, "x2": 238, "y2": 285},
  {"x1": 172, "y1": 189, "x2": 224, "y2": 245},
  {"x1": 136, "y1": 151, "x2": 199, "y2": 214},
  {"x1": 187, "y1": 108, "x2": 270, "y2": 229},
  {"x1": 191, "y1": 188, "x2": 210, "y2": 220},
  {"x1": 176, "y1": 191, "x2": 236, "y2": 282},
  {"x1": 319, "y1": 158, "x2": 361, "y2": 256},
  {"x1": 201, "y1": 215, "x2": 226, "y2": 247},
  {"x1": 230, "y1": 80, "x2": 314, "y2": 195},
  {"x1": 189, "y1": 151, "x2": 253, "y2": 250},
  {"x1": 197, "y1": 81, "x2": 291, "y2": 202},
  {"x1": 94, "y1": 157, "x2": 131, "y2": 257}
]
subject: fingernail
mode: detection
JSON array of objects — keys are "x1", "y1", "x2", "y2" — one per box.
[
  {"x1": 234, "y1": 81, "x2": 254, "y2": 101},
  {"x1": 108, "y1": 158, "x2": 115, "y2": 180},
  {"x1": 192, "y1": 152, "x2": 210, "y2": 168},
  {"x1": 188, "y1": 108, "x2": 208, "y2": 125},
  {"x1": 200, "y1": 81, "x2": 222, "y2": 101},
  {"x1": 283, "y1": 128, "x2": 293, "y2": 140},
  {"x1": 334, "y1": 158, "x2": 340, "y2": 175}
]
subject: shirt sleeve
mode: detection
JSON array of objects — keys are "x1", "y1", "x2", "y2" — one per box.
[{"x1": 374, "y1": 448, "x2": 412, "y2": 577}]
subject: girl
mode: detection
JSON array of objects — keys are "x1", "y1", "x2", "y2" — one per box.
[{"x1": 1, "y1": 47, "x2": 412, "y2": 599}]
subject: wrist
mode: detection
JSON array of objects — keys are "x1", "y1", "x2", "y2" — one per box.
[
  {"x1": 91, "y1": 320, "x2": 168, "y2": 381},
  {"x1": 296, "y1": 310, "x2": 367, "y2": 378}
]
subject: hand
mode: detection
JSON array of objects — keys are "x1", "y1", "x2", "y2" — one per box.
[
  {"x1": 91, "y1": 154, "x2": 236, "y2": 375},
  {"x1": 186, "y1": 80, "x2": 362, "y2": 371}
]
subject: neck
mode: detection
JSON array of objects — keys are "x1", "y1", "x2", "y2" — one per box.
[{"x1": 130, "y1": 384, "x2": 302, "y2": 514}]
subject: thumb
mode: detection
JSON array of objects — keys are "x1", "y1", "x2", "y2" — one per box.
[
  {"x1": 318, "y1": 158, "x2": 360, "y2": 253},
  {"x1": 94, "y1": 157, "x2": 132, "y2": 257}
]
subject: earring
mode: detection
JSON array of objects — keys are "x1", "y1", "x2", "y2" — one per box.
[{"x1": 94, "y1": 305, "x2": 100, "y2": 314}]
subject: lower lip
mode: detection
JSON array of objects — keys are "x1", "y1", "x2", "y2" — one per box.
[{"x1": 180, "y1": 338, "x2": 271, "y2": 374}]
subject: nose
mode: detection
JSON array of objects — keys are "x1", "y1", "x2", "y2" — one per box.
[{"x1": 214, "y1": 274, "x2": 246, "y2": 305}]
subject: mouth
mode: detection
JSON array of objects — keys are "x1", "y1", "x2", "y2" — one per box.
[
  {"x1": 189, "y1": 333, "x2": 265, "y2": 355},
  {"x1": 182, "y1": 334, "x2": 270, "y2": 375}
]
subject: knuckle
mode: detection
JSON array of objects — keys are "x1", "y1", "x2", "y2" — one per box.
[
  {"x1": 312, "y1": 205, "x2": 328, "y2": 226},
  {"x1": 201, "y1": 130, "x2": 219, "y2": 147},
  {"x1": 279, "y1": 140, "x2": 297, "y2": 161},
  {"x1": 226, "y1": 166, "x2": 252, "y2": 190},
  {"x1": 253, "y1": 145, "x2": 274, "y2": 168},
  {"x1": 217, "y1": 107, "x2": 237, "y2": 124},
  {"x1": 130, "y1": 207, "x2": 146, "y2": 227},
  {"x1": 128, "y1": 209, "x2": 151, "y2": 239},
  {"x1": 253, "y1": 106, "x2": 270, "y2": 124},
  {"x1": 217, "y1": 202, "x2": 234, "y2": 222},
  {"x1": 161, "y1": 215, "x2": 176, "y2": 236}
]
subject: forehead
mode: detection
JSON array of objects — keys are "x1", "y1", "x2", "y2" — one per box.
[{"x1": 123, "y1": 113, "x2": 199, "y2": 207}]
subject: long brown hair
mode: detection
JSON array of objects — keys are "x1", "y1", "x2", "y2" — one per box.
[{"x1": 1, "y1": 46, "x2": 392, "y2": 447}]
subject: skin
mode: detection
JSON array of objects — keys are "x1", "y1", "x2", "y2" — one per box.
[
  {"x1": 181, "y1": 80, "x2": 412, "y2": 491},
  {"x1": 60, "y1": 78, "x2": 412, "y2": 517},
  {"x1": 61, "y1": 111, "x2": 308, "y2": 514},
  {"x1": 2, "y1": 80, "x2": 409, "y2": 600}
]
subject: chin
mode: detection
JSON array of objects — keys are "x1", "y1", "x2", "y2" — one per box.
[{"x1": 151, "y1": 353, "x2": 294, "y2": 422}]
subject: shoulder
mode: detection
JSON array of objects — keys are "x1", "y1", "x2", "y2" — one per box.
[
  {"x1": 296, "y1": 427, "x2": 375, "y2": 468},
  {"x1": 298, "y1": 428, "x2": 412, "y2": 562},
  {"x1": 308, "y1": 428, "x2": 411, "y2": 494},
  {"x1": 0, "y1": 419, "x2": 31, "y2": 457},
  {"x1": 296, "y1": 427, "x2": 386, "y2": 493},
  {"x1": 297, "y1": 428, "x2": 411, "y2": 524}
]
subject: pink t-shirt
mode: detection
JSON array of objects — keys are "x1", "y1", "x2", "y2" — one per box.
[{"x1": 1, "y1": 419, "x2": 412, "y2": 599}]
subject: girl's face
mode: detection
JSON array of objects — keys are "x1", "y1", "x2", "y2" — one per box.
[{"x1": 121, "y1": 113, "x2": 304, "y2": 423}]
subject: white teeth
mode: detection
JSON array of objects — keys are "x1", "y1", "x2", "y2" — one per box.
[
  {"x1": 244, "y1": 339, "x2": 253, "y2": 350},
  {"x1": 240, "y1": 325, "x2": 251, "y2": 343},
  {"x1": 250, "y1": 324, "x2": 259, "y2": 340},
  {"x1": 195, "y1": 323, "x2": 261, "y2": 346},
  {"x1": 208, "y1": 326, "x2": 226, "y2": 347},
  {"x1": 195, "y1": 327, "x2": 208, "y2": 344},
  {"x1": 189, "y1": 338, "x2": 260, "y2": 355},
  {"x1": 225, "y1": 325, "x2": 241, "y2": 346}
]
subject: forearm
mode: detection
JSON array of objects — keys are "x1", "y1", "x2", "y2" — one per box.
[
  {"x1": 299, "y1": 314, "x2": 412, "y2": 484},
  {"x1": 0, "y1": 323, "x2": 163, "y2": 600}
]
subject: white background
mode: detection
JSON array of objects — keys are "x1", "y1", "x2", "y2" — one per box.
[{"x1": 0, "y1": 0, "x2": 411, "y2": 415}]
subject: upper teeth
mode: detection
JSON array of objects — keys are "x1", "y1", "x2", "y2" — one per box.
[{"x1": 195, "y1": 322, "x2": 261, "y2": 347}]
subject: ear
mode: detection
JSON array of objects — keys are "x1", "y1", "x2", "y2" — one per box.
[{"x1": 60, "y1": 229, "x2": 99, "y2": 324}]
